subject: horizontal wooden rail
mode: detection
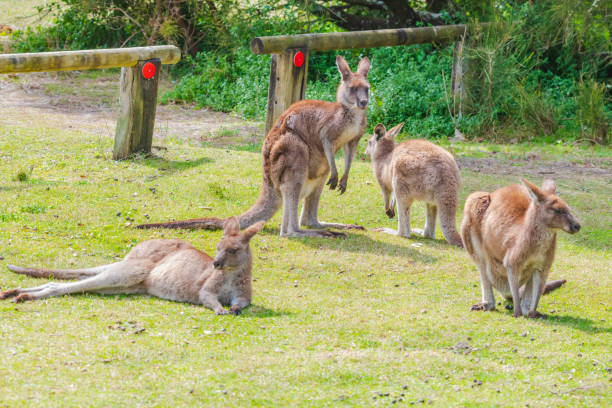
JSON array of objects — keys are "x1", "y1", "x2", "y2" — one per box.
[
  {"x1": 0, "y1": 45, "x2": 180, "y2": 74},
  {"x1": 251, "y1": 24, "x2": 471, "y2": 55}
]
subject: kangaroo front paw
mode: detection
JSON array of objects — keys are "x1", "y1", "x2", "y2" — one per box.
[
  {"x1": 229, "y1": 307, "x2": 242, "y2": 316},
  {"x1": 470, "y1": 302, "x2": 494, "y2": 311},
  {"x1": 215, "y1": 308, "x2": 230, "y2": 315},
  {"x1": 327, "y1": 174, "x2": 338, "y2": 190}
]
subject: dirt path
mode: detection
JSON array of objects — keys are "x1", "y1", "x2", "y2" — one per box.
[{"x1": 0, "y1": 71, "x2": 263, "y2": 147}]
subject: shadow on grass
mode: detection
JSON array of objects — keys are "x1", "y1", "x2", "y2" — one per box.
[
  {"x1": 242, "y1": 304, "x2": 292, "y2": 318},
  {"x1": 540, "y1": 314, "x2": 611, "y2": 334},
  {"x1": 137, "y1": 154, "x2": 212, "y2": 176},
  {"x1": 262, "y1": 226, "x2": 439, "y2": 263},
  {"x1": 0, "y1": 179, "x2": 62, "y2": 192},
  {"x1": 490, "y1": 305, "x2": 610, "y2": 334}
]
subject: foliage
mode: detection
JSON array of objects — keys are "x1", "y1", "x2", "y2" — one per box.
[
  {"x1": 10, "y1": 2, "x2": 127, "y2": 52},
  {"x1": 162, "y1": 48, "x2": 272, "y2": 118},
  {"x1": 9, "y1": 0, "x2": 612, "y2": 143},
  {"x1": 576, "y1": 77, "x2": 610, "y2": 144},
  {"x1": 306, "y1": 45, "x2": 456, "y2": 138},
  {"x1": 460, "y1": 1, "x2": 611, "y2": 141}
]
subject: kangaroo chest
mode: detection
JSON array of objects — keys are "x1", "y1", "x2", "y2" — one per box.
[{"x1": 333, "y1": 119, "x2": 363, "y2": 151}]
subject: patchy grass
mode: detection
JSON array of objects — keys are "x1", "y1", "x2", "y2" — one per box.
[
  {"x1": 0, "y1": 122, "x2": 610, "y2": 407},
  {"x1": 0, "y1": 0, "x2": 53, "y2": 29}
]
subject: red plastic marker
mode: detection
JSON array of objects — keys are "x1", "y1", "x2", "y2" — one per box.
[
  {"x1": 294, "y1": 51, "x2": 305, "y2": 68},
  {"x1": 142, "y1": 62, "x2": 156, "y2": 79}
]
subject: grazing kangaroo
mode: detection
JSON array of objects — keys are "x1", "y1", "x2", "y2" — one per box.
[
  {"x1": 138, "y1": 55, "x2": 371, "y2": 238},
  {"x1": 461, "y1": 178, "x2": 580, "y2": 318},
  {"x1": 365, "y1": 123, "x2": 463, "y2": 247},
  {"x1": 1, "y1": 218, "x2": 264, "y2": 315}
]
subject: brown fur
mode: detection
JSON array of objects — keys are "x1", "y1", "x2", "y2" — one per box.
[
  {"x1": 138, "y1": 56, "x2": 371, "y2": 238},
  {"x1": 1, "y1": 218, "x2": 264, "y2": 315},
  {"x1": 365, "y1": 123, "x2": 463, "y2": 247},
  {"x1": 461, "y1": 179, "x2": 580, "y2": 317}
]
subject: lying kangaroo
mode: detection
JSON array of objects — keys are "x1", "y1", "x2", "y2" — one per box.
[
  {"x1": 461, "y1": 178, "x2": 580, "y2": 318},
  {"x1": 365, "y1": 123, "x2": 463, "y2": 247},
  {"x1": 138, "y1": 55, "x2": 371, "y2": 238},
  {"x1": 1, "y1": 218, "x2": 264, "y2": 315}
]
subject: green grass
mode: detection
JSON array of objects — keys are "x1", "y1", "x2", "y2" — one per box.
[{"x1": 0, "y1": 123, "x2": 610, "y2": 407}]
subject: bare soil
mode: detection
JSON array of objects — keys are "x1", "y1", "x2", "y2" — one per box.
[
  {"x1": 0, "y1": 71, "x2": 263, "y2": 148},
  {"x1": 457, "y1": 155, "x2": 611, "y2": 178}
]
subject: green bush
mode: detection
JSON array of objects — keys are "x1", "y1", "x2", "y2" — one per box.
[
  {"x1": 10, "y1": 0, "x2": 611, "y2": 143},
  {"x1": 576, "y1": 78, "x2": 610, "y2": 144},
  {"x1": 162, "y1": 49, "x2": 271, "y2": 119},
  {"x1": 305, "y1": 45, "x2": 456, "y2": 138}
]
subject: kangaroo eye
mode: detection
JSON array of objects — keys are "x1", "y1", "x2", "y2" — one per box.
[
  {"x1": 228, "y1": 248, "x2": 237, "y2": 254},
  {"x1": 554, "y1": 208, "x2": 566, "y2": 215}
]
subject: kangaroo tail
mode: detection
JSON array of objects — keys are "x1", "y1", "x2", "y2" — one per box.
[
  {"x1": 6, "y1": 263, "x2": 119, "y2": 280},
  {"x1": 236, "y1": 181, "x2": 280, "y2": 229},
  {"x1": 438, "y1": 194, "x2": 464, "y2": 248},
  {"x1": 543, "y1": 279, "x2": 566, "y2": 295},
  {"x1": 136, "y1": 217, "x2": 225, "y2": 230},
  {"x1": 136, "y1": 181, "x2": 281, "y2": 230}
]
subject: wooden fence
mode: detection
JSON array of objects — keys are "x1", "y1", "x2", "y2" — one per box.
[
  {"x1": 250, "y1": 24, "x2": 475, "y2": 133},
  {"x1": 0, "y1": 45, "x2": 181, "y2": 159}
]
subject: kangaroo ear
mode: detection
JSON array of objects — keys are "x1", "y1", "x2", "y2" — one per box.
[
  {"x1": 374, "y1": 123, "x2": 386, "y2": 140},
  {"x1": 521, "y1": 178, "x2": 547, "y2": 203},
  {"x1": 241, "y1": 221, "x2": 265, "y2": 242},
  {"x1": 386, "y1": 122, "x2": 404, "y2": 139},
  {"x1": 223, "y1": 217, "x2": 240, "y2": 236},
  {"x1": 541, "y1": 179, "x2": 556, "y2": 195},
  {"x1": 336, "y1": 55, "x2": 352, "y2": 81},
  {"x1": 356, "y1": 56, "x2": 370, "y2": 77}
]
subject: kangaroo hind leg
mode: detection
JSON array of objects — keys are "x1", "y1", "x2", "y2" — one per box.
[
  {"x1": 6, "y1": 262, "x2": 122, "y2": 280},
  {"x1": 8, "y1": 262, "x2": 147, "y2": 302}
]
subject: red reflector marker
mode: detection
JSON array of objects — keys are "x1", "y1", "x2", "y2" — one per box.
[
  {"x1": 142, "y1": 62, "x2": 156, "y2": 79},
  {"x1": 294, "y1": 51, "x2": 305, "y2": 68}
]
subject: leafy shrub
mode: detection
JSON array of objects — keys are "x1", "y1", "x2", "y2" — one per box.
[
  {"x1": 10, "y1": 0, "x2": 611, "y2": 144},
  {"x1": 312, "y1": 45, "x2": 456, "y2": 138},
  {"x1": 576, "y1": 78, "x2": 610, "y2": 144}
]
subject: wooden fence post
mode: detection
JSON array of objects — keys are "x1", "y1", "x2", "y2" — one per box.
[
  {"x1": 265, "y1": 48, "x2": 309, "y2": 134},
  {"x1": 451, "y1": 35, "x2": 467, "y2": 140},
  {"x1": 113, "y1": 58, "x2": 162, "y2": 160},
  {"x1": 451, "y1": 38, "x2": 466, "y2": 120}
]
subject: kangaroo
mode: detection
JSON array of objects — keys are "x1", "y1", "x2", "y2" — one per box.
[
  {"x1": 461, "y1": 178, "x2": 580, "y2": 318},
  {"x1": 138, "y1": 55, "x2": 371, "y2": 238},
  {"x1": 0, "y1": 218, "x2": 264, "y2": 315},
  {"x1": 365, "y1": 123, "x2": 463, "y2": 247}
]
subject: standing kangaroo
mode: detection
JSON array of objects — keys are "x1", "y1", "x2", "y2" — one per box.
[
  {"x1": 1, "y1": 218, "x2": 264, "y2": 315},
  {"x1": 138, "y1": 55, "x2": 371, "y2": 238},
  {"x1": 461, "y1": 178, "x2": 580, "y2": 318},
  {"x1": 365, "y1": 123, "x2": 463, "y2": 247}
]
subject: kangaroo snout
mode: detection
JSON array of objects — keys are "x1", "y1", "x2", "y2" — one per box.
[
  {"x1": 358, "y1": 99, "x2": 368, "y2": 109},
  {"x1": 213, "y1": 259, "x2": 224, "y2": 269},
  {"x1": 568, "y1": 221, "x2": 581, "y2": 234}
]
